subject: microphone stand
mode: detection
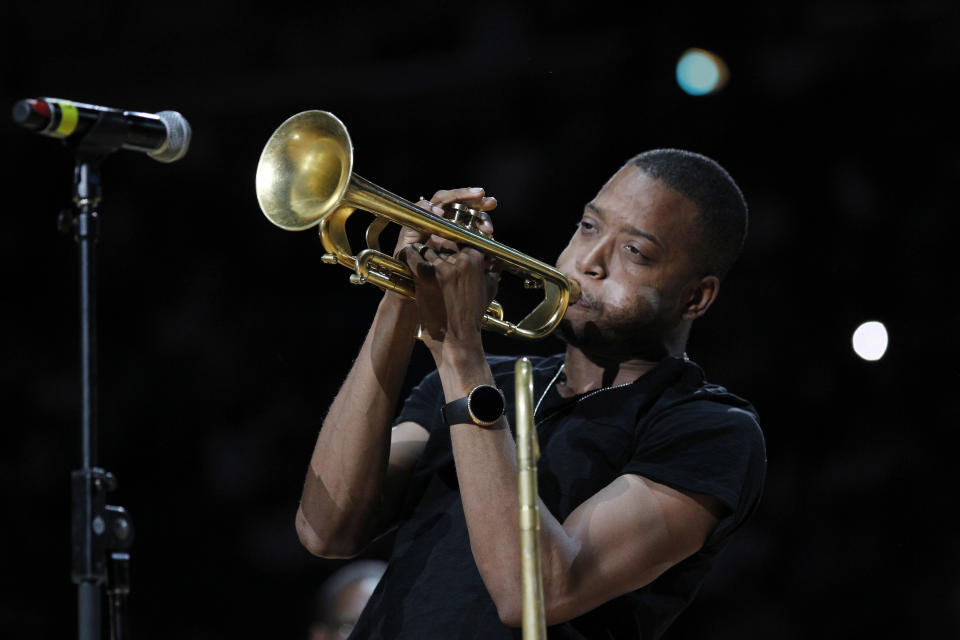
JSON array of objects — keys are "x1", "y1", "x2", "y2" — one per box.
[{"x1": 60, "y1": 127, "x2": 136, "y2": 640}]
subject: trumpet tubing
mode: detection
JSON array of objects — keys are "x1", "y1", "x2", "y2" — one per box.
[{"x1": 255, "y1": 110, "x2": 580, "y2": 340}]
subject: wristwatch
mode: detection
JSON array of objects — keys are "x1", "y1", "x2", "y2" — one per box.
[{"x1": 441, "y1": 384, "x2": 506, "y2": 427}]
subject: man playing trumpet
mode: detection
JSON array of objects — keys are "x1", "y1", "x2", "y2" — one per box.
[{"x1": 295, "y1": 150, "x2": 766, "y2": 638}]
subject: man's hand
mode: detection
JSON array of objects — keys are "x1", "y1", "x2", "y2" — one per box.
[
  {"x1": 406, "y1": 245, "x2": 499, "y2": 350},
  {"x1": 397, "y1": 188, "x2": 501, "y2": 365},
  {"x1": 393, "y1": 187, "x2": 498, "y2": 257}
]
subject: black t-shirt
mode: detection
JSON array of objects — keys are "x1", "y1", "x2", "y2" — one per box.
[{"x1": 350, "y1": 354, "x2": 766, "y2": 639}]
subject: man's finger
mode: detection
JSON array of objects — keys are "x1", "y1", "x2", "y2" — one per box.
[
  {"x1": 474, "y1": 196, "x2": 498, "y2": 211},
  {"x1": 415, "y1": 197, "x2": 446, "y2": 217},
  {"x1": 475, "y1": 209, "x2": 495, "y2": 236},
  {"x1": 430, "y1": 187, "x2": 487, "y2": 206},
  {"x1": 401, "y1": 245, "x2": 446, "y2": 340},
  {"x1": 427, "y1": 234, "x2": 458, "y2": 256},
  {"x1": 457, "y1": 247, "x2": 486, "y2": 269}
]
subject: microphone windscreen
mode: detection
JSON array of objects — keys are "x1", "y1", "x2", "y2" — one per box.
[{"x1": 150, "y1": 110, "x2": 192, "y2": 163}]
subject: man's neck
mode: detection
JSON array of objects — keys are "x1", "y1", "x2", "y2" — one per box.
[{"x1": 557, "y1": 346, "x2": 663, "y2": 397}]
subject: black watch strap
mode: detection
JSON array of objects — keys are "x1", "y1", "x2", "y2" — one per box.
[{"x1": 441, "y1": 384, "x2": 506, "y2": 427}]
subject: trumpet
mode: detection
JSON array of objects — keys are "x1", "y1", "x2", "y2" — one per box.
[{"x1": 255, "y1": 110, "x2": 580, "y2": 340}]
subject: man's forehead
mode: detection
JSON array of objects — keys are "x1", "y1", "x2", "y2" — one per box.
[
  {"x1": 589, "y1": 167, "x2": 702, "y2": 250},
  {"x1": 597, "y1": 167, "x2": 696, "y2": 217},
  {"x1": 602, "y1": 165, "x2": 669, "y2": 197}
]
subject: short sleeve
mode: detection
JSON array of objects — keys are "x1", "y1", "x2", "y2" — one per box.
[
  {"x1": 623, "y1": 400, "x2": 766, "y2": 545},
  {"x1": 394, "y1": 369, "x2": 445, "y2": 432}
]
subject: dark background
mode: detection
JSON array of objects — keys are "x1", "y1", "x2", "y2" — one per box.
[{"x1": 2, "y1": 1, "x2": 957, "y2": 638}]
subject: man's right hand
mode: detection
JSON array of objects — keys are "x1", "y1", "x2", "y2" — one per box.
[{"x1": 393, "y1": 187, "x2": 498, "y2": 258}]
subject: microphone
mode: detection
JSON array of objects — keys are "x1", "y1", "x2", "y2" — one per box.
[{"x1": 12, "y1": 97, "x2": 192, "y2": 163}]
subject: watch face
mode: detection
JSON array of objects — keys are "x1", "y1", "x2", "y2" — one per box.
[{"x1": 469, "y1": 385, "x2": 505, "y2": 424}]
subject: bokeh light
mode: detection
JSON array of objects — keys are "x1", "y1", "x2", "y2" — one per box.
[
  {"x1": 676, "y1": 48, "x2": 729, "y2": 95},
  {"x1": 852, "y1": 320, "x2": 889, "y2": 361}
]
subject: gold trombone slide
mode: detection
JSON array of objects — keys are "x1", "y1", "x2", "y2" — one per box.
[{"x1": 516, "y1": 357, "x2": 547, "y2": 639}]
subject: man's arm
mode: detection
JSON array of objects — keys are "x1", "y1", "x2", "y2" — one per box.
[
  {"x1": 295, "y1": 187, "x2": 498, "y2": 559},
  {"x1": 295, "y1": 293, "x2": 427, "y2": 558}
]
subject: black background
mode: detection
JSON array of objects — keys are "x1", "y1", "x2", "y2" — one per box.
[{"x1": 2, "y1": 1, "x2": 957, "y2": 638}]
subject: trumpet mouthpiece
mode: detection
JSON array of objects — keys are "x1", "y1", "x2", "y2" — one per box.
[{"x1": 567, "y1": 278, "x2": 581, "y2": 304}]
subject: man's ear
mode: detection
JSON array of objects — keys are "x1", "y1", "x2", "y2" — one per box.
[{"x1": 682, "y1": 275, "x2": 720, "y2": 320}]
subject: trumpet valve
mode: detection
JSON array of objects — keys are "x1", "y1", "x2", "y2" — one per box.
[
  {"x1": 349, "y1": 274, "x2": 366, "y2": 285},
  {"x1": 447, "y1": 202, "x2": 485, "y2": 233},
  {"x1": 322, "y1": 253, "x2": 339, "y2": 264}
]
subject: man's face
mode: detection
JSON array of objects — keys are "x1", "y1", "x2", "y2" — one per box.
[{"x1": 555, "y1": 165, "x2": 702, "y2": 359}]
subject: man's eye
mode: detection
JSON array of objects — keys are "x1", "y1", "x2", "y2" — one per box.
[{"x1": 578, "y1": 220, "x2": 595, "y2": 232}]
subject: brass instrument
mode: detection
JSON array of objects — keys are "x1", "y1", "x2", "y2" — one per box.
[
  {"x1": 255, "y1": 110, "x2": 580, "y2": 340},
  {"x1": 515, "y1": 357, "x2": 547, "y2": 639}
]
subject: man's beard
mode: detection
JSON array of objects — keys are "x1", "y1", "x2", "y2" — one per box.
[{"x1": 554, "y1": 306, "x2": 671, "y2": 362}]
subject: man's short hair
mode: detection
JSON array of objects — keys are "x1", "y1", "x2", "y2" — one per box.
[{"x1": 628, "y1": 149, "x2": 748, "y2": 280}]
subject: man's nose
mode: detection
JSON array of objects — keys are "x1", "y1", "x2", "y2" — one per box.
[{"x1": 575, "y1": 240, "x2": 608, "y2": 279}]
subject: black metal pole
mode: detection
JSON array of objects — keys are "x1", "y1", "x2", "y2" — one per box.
[
  {"x1": 106, "y1": 551, "x2": 131, "y2": 640},
  {"x1": 72, "y1": 159, "x2": 103, "y2": 640},
  {"x1": 76, "y1": 162, "x2": 99, "y2": 471}
]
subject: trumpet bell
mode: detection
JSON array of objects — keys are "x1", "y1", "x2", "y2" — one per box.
[{"x1": 256, "y1": 110, "x2": 354, "y2": 231}]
